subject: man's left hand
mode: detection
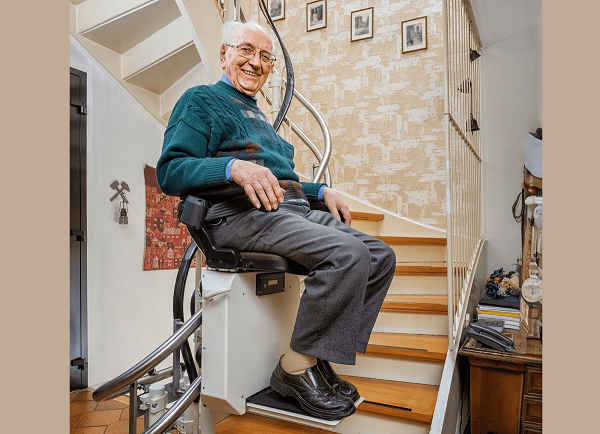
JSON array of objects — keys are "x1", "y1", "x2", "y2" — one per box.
[{"x1": 323, "y1": 187, "x2": 351, "y2": 226}]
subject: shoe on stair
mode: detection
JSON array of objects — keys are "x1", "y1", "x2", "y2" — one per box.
[
  {"x1": 270, "y1": 356, "x2": 356, "y2": 420},
  {"x1": 316, "y1": 359, "x2": 360, "y2": 402}
]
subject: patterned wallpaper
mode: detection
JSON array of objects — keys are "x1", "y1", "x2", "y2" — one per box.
[{"x1": 242, "y1": 0, "x2": 446, "y2": 228}]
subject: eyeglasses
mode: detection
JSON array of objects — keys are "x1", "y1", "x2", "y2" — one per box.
[{"x1": 226, "y1": 44, "x2": 276, "y2": 65}]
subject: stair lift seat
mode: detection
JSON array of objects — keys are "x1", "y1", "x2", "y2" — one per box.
[{"x1": 178, "y1": 184, "x2": 358, "y2": 430}]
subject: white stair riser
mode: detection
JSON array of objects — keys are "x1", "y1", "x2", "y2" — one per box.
[
  {"x1": 332, "y1": 354, "x2": 443, "y2": 386},
  {"x1": 351, "y1": 220, "x2": 380, "y2": 235},
  {"x1": 333, "y1": 411, "x2": 430, "y2": 434},
  {"x1": 122, "y1": 16, "x2": 192, "y2": 79},
  {"x1": 391, "y1": 244, "x2": 446, "y2": 263},
  {"x1": 373, "y1": 312, "x2": 448, "y2": 335},
  {"x1": 387, "y1": 275, "x2": 448, "y2": 295}
]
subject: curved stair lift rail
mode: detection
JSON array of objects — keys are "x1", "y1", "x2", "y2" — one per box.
[{"x1": 92, "y1": 308, "x2": 203, "y2": 403}]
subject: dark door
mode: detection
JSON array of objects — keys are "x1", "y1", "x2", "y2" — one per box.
[{"x1": 70, "y1": 67, "x2": 88, "y2": 391}]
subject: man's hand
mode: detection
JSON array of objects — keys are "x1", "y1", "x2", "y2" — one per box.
[
  {"x1": 230, "y1": 160, "x2": 285, "y2": 211},
  {"x1": 323, "y1": 187, "x2": 351, "y2": 226}
]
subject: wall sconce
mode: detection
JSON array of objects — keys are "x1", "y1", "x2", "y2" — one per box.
[
  {"x1": 470, "y1": 48, "x2": 481, "y2": 62},
  {"x1": 469, "y1": 114, "x2": 480, "y2": 132},
  {"x1": 110, "y1": 180, "x2": 130, "y2": 224}
]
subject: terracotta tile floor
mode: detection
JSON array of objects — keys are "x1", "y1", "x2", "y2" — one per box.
[{"x1": 70, "y1": 389, "x2": 178, "y2": 434}]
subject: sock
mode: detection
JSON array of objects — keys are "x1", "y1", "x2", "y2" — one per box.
[{"x1": 281, "y1": 348, "x2": 317, "y2": 375}]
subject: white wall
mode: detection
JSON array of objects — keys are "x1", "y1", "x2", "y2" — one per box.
[
  {"x1": 70, "y1": 36, "x2": 196, "y2": 386},
  {"x1": 480, "y1": 26, "x2": 542, "y2": 276}
]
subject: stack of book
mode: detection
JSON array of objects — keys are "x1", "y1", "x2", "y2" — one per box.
[{"x1": 477, "y1": 296, "x2": 521, "y2": 330}]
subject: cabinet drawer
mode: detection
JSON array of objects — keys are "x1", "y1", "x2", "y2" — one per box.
[
  {"x1": 522, "y1": 395, "x2": 542, "y2": 425},
  {"x1": 522, "y1": 421, "x2": 542, "y2": 434},
  {"x1": 525, "y1": 366, "x2": 542, "y2": 396}
]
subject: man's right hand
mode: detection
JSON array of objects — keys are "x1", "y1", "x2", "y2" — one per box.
[{"x1": 230, "y1": 160, "x2": 285, "y2": 211}]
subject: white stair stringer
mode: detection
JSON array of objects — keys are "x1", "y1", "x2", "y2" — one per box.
[{"x1": 332, "y1": 354, "x2": 443, "y2": 386}]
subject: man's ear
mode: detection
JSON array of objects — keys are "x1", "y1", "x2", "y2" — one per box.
[{"x1": 219, "y1": 43, "x2": 227, "y2": 69}]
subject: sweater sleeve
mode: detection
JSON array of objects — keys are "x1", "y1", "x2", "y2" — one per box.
[
  {"x1": 156, "y1": 90, "x2": 234, "y2": 196},
  {"x1": 301, "y1": 181, "x2": 328, "y2": 199}
]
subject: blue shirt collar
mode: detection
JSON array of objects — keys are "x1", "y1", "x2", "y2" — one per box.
[{"x1": 220, "y1": 74, "x2": 257, "y2": 101}]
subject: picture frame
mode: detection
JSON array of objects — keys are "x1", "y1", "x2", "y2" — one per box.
[
  {"x1": 307, "y1": 0, "x2": 327, "y2": 32},
  {"x1": 401, "y1": 16, "x2": 427, "y2": 53},
  {"x1": 268, "y1": 0, "x2": 285, "y2": 22},
  {"x1": 351, "y1": 7, "x2": 374, "y2": 42}
]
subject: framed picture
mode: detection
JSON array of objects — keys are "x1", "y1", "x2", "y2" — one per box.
[
  {"x1": 402, "y1": 16, "x2": 427, "y2": 53},
  {"x1": 307, "y1": 0, "x2": 327, "y2": 32},
  {"x1": 351, "y1": 7, "x2": 374, "y2": 42},
  {"x1": 268, "y1": 0, "x2": 285, "y2": 22}
]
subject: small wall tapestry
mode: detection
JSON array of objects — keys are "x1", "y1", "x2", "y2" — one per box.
[{"x1": 144, "y1": 165, "x2": 197, "y2": 271}]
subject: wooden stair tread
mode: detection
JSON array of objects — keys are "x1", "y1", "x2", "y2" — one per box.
[
  {"x1": 349, "y1": 211, "x2": 385, "y2": 222},
  {"x1": 381, "y1": 294, "x2": 448, "y2": 314},
  {"x1": 216, "y1": 413, "x2": 329, "y2": 433},
  {"x1": 376, "y1": 236, "x2": 447, "y2": 246},
  {"x1": 342, "y1": 376, "x2": 438, "y2": 424},
  {"x1": 395, "y1": 264, "x2": 447, "y2": 276},
  {"x1": 367, "y1": 332, "x2": 448, "y2": 361}
]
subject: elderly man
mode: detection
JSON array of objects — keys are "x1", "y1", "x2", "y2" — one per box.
[{"x1": 157, "y1": 21, "x2": 395, "y2": 420}]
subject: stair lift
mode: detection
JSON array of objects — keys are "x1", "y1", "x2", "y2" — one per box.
[
  {"x1": 92, "y1": 4, "x2": 358, "y2": 431},
  {"x1": 92, "y1": 184, "x2": 361, "y2": 433}
]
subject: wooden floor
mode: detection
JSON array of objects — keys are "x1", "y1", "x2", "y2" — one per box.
[{"x1": 70, "y1": 389, "x2": 177, "y2": 434}]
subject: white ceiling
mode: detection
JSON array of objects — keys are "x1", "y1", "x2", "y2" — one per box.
[{"x1": 470, "y1": 0, "x2": 542, "y2": 48}]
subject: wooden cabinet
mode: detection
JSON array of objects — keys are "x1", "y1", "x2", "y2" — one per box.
[{"x1": 459, "y1": 327, "x2": 542, "y2": 434}]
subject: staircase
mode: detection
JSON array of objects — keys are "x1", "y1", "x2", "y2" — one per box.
[
  {"x1": 70, "y1": 1, "x2": 454, "y2": 433},
  {"x1": 213, "y1": 200, "x2": 448, "y2": 434}
]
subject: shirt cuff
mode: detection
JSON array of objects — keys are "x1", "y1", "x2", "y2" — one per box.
[
  {"x1": 225, "y1": 159, "x2": 236, "y2": 181},
  {"x1": 318, "y1": 185, "x2": 326, "y2": 200}
]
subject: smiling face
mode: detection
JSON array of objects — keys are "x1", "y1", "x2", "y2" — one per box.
[{"x1": 220, "y1": 26, "x2": 274, "y2": 97}]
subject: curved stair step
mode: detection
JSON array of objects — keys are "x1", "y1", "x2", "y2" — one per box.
[
  {"x1": 349, "y1": 211, "x2": 385, "y2": 222},
  {"x1": 381, "y1": 294, "x2": 448, "y2": 314},
  {"x1": 341, "y1": 376, "x2": 438, "y2": 424},
  {"x1": 395, "y1": 264, "x2": 447, "y2": 276},
  {"x1": 366, "y1": 332, "x2": 448, "y2": 361},
  {"x1": 216, "y1": 412, "x2": 329, "y2": 433},
  {"x1": 376, "y1": 236, "x2": 446, "y2": 246}
]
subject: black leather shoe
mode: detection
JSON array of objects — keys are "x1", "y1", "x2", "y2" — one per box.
[
  {"x1": 270, "y1": 356, "x2": 356, "y2": 420},
  {"x1": 317, "y1": 359, "x2": 360, "y2": 401}
]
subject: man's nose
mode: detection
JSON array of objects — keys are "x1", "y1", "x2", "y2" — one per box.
[{"x1": 248, "y1": 51, "x2": 261, "y2": 68}]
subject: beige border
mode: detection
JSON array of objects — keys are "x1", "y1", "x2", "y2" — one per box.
[
  {"x1": 2, "y1": 0, "x2": 597, "y2": 432},
  {"x1": 545, "y1": 0, "x2": 599, "y2": 432},
  {"x1": 2, "y1": 1, "x2": 68, "y2": 433}
]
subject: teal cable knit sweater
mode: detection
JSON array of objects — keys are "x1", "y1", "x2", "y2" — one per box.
[{"x1": 156, "y1": 81, "x2": 327, "y2": 198}]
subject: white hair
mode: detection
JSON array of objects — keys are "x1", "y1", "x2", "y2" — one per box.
[{"x1": 221, "y1": 21, "x2": 277, "y2": 55}]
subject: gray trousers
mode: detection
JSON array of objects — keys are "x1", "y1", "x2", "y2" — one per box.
[{"x1": 209, "y1": 203, "x2": 396, "y2": 365}]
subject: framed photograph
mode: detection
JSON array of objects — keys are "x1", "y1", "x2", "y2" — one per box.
[
  {"x1": 351, "y1": 7, "x2": 374, "y2": 42},
  {"x1": 268, "y1": 0, "x2": 285, "y2": 22},
  {"x1": 402, "y1": 16, "x2": 427, "y2": 53},
  {"x1": 307, "y1": 0, "x2": 327, "y2": 32}
]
